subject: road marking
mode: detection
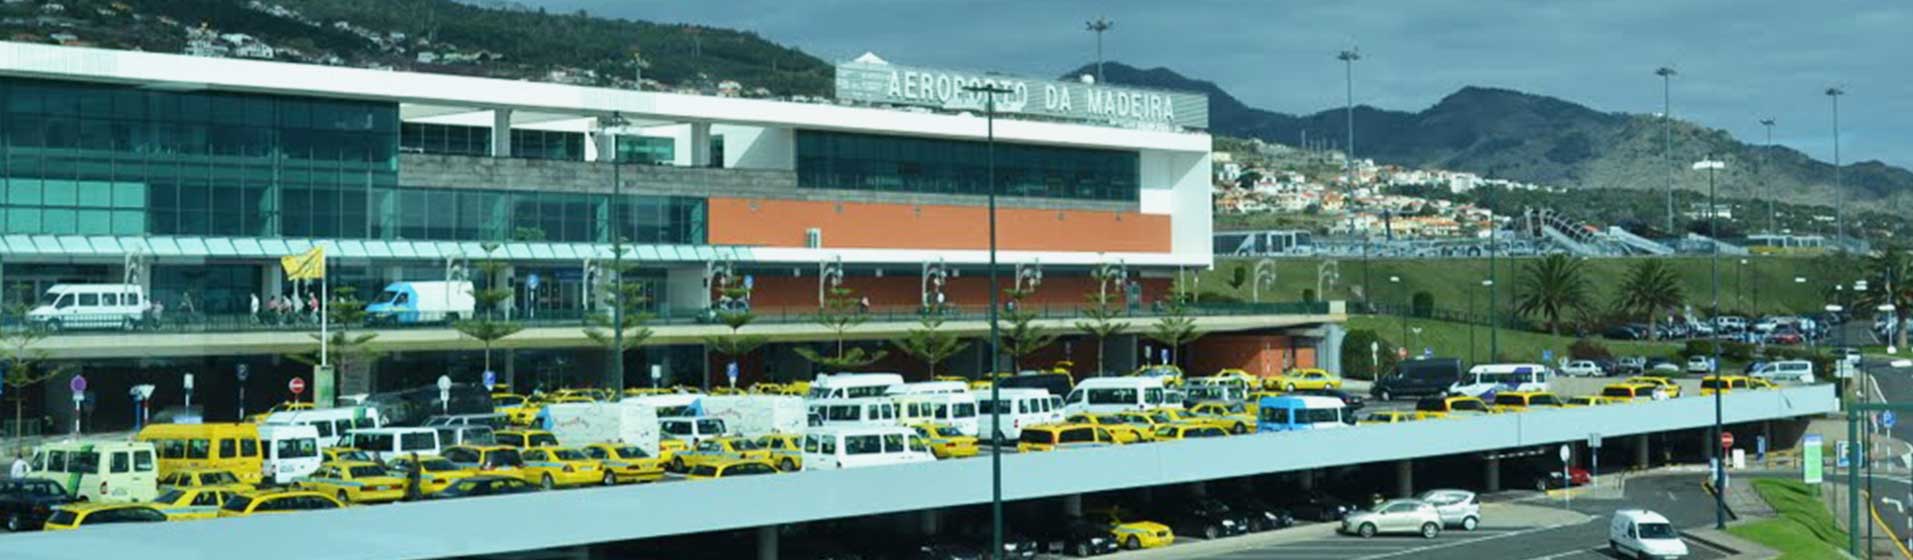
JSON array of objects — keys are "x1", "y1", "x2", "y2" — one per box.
[
  {"x1": 1867, "y1": 493, "x2": 1913, "y2": 560},
  {"x1": 1515, "y1": 548, "x2": 1605, "y2": 560},
  {"x1": 1350, "y1": 519, "x2": 1590, "y2": 560},
  {"x1": 1667, "y1": 490, "x2": 1679, "y2": 502}
]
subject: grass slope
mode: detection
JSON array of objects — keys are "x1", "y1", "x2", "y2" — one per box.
[
  {"x1": 1346, "y1": 315, "x2": 1681, "y2": 364},
  {"x1": 1726, "y1": 479, "x2": 1849, "y2": 559}
]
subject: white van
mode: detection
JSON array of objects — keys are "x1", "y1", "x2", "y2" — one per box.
[
  {"x1": 807, "y1": 373, "x2": 905, "y2": 400},
  {"x1": 28, "y1": 440, "x2": 159, "y2": 503},
  {"x1": 1609, "y1": 509, "x2": 1689, "y2": 559},
  {"x1": 972, "y1": 388, "x2": 1063, "y2": 441},
  {"x1": 346, "y1": 427, "x2": 443, "y2": 463},
  {"x1": 264, "y1": 406, "x2": 386, "y2": 447},
  {"x1": 433, "y1": 425, "x2": 497, "y2": 447},
  {"x1": 659, "y1": 417, "x2": 729, "y2": 447},
  {"x1": 801, "y1": 426, "x2": 935, "y2": 470},
  {"x1": 1063, "y1": 377, "x2": 1168, "y2": 416},
  {"x1": 1255, "y1": 395, "x2": 1348, "y2": 433},
  {"x1": 258, "y1": 424, "x2": 322, "y2": 485},
  {"x1": 1751, "y1": 360, "x2": 1815, "y2": 384},
  {"x1": 894, "y1": 393, "x2": 980, "y2": 436},
  {"x1": 26, "y1": 284, "x2": 147, "y2": 331},
  {"x1": 1448, "y1": 364, "x2": 1552, "y2": 398},
  {"x1": 887, "y1": 381, "x2": 971, "y2": 396},
  {"x1": 424, "y1": 413, "x2": 508, "y2": 428},
  {"x1": 809, "y1": 397, "x2": 902, "y2": 428}
]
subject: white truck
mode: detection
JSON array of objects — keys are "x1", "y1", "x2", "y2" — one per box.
[
  {"x1": 695, "y1": 395, "x2": 806, "y2": 437},
  {"x1": 544, "y1": 401, "x2": 662, "y2": 457},
  {"x1": 365, "y1": 281, "x2": 475, "y2": 324}
]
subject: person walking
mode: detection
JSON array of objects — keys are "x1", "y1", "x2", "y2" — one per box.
[
  {"x1": 250, "y1": 293, "x2": 261, "y2": 324},
  {"x1": 404, "y1": 452, "x2": 423, "y2": 501},
  {"x1": 9, "y1": 451, "x2": 29, "y2": 479}
]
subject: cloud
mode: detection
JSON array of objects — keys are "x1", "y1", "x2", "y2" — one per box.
[{"x1": 534, "y1": 0, "x2": 1911, "y2": 168}]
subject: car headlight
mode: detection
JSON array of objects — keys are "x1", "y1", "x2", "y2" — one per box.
[
  {"x1": 1222, "y1": 519, "x2": 1235, "y2": 526},
  {"x1": 1003, "y1": 544, "x2": 1016, "y2": 551},
  {"x1": 1264, "y1": 512, "x2": 1279, "y2": 520}
]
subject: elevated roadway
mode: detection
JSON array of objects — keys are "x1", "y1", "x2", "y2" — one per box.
[{"x1": 4, "y1": 384, "x2": 1836, "y2": 560}]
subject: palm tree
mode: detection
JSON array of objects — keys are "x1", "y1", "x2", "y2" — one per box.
[
  {"x1": 1613, "y1": 259, "x2": 1685, "y2": 341},
  {"x1": 1512, "y1": 254, "x2": 1593, "y2": 335},
  {"x1": 1855, "y1": 247, "x2": 1913, "y2": 350}
]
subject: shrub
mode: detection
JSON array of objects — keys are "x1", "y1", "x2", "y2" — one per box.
[
  {"x1": 1681, "y1": 340, "x2": 1713, "y2": 359},
  {"x1": 1340, "y1": 329, "x2": 1399, "y2": 381},
  {"x1": 1302, "y1": 288, "x2": 1317, "y2": 302},
  {"x1": 1720, "y1": 341, "x2": 1755, "y2": 362},
  {"x1": 1411, "y1": 291, "x2": 1436, "y2": 318},
  {"x1": 1569, "y1": 338, "x2": 1612, "y2": 360}
]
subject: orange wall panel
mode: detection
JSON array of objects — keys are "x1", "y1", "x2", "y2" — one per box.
[
  {"x1": 1187, "y1": 335, "x2": 1317, "y2": 378},
  {"x1": 708, "y1": 198, "x2": 1171, "y2": 253}
]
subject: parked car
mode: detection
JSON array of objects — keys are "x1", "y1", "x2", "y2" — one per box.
[
  {"x1": 1026, "y1": 517, "x2": 1122, "y2": 557},
  {"x1": 1604, "y1": 325, "x2": 1647, "y2": 341},
  {"x1": 1339, "y1": 499, "x2": 1443, "y2": 538},
  {"x1": 1685, "y1": 355, "x2": 1715, "y2": 373},
  {"x1": 2, "y1": 478, "x2": 77, "y2": 532},
  {"x1": 1715, "y1": 316, "x2": 1747, "y2": 333},
  {"x1": 431, "y1": 475, "x2": 538, "y2": 499},
  {"x1": 1369, "y1": 358, "x2": 1464, "y2": 401},
  {"x1": 1217, "y1": 496, "x2": 1296, "y2": 532},
  {"x1": 1617, "y1": 356, "x2": 1647, "y2": 374},
  {"x1": 1610, "y1": 509, "x2": 1689, "y2": 559},
  {"x1": 1750, "y1": 360, "x2": 1816, "y2": 384},
  {"x1": 1646, "y1": 358, "x2": 1681, "y2": 373},
  {"x1": 1561, "y1": 360, "x2": 1604, "y2": 377},
  {"x1": 1415, "y1": 489, "x2": 1481, "y2": 531},
  {"x1": 1279, "y1": 490, "x2": 1359, "y2": 522},
  {"x1": 1156, "y1": 500, "x2": 1246, "y2": 540},
  {"x1": 1510, "y1": 463, "x2": 1592, "y2": 491}
]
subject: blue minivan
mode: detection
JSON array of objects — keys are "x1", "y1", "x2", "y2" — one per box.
[{"x1": 1256, "y1": 395, "x2": 1348, "y2": 433}]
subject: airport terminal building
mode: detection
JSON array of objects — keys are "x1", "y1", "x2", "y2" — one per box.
[{"x1": 0, "y1": 42, "x2": 1339, "y2": 430}]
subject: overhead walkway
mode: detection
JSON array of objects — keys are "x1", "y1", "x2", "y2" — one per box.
[
  {"x1": 3, "y1": 384, "x2": 1836, "y2": 560},
  {"x1": 1606, "y1": 226, "x2": 1675, "y2": 255}
]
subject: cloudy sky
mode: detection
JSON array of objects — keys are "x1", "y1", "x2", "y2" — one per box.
[{"x1": 528, "y1": 0, "x2": 1909, "y2": 168}]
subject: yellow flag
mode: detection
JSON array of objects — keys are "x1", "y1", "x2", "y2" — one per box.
[{"x1": 280, "y1": 246, "x2": 326, "y2": 280}]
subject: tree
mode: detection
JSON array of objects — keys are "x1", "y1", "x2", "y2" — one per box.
[
  {"x1": 1224, "y1": 266, "x2": 1249, "y2": 293},
  {"x1": 284, "y1": 285, "x2": 384, "y2": 396},
  {"x1": 1855, "y1": 248, "x2": 1913, "y2": 350},
  {"x1": 795, "y1": 286, "x2": 886, "y2": 372},
  {"x1": 1144, "y1": 295, "x2": 1204, "y2": 369},
  {"x1": 1613, "y1": 259, "x2": 1684, "y2": 341},
  {"x1": 1074, "y1": 269, "x2": 1129, "y2": 377},
  {"x1": 453, "y1": 244, "x2": 523, "y2": 377},
  {"x1": 702, "y1": 274, "x2": 767, "y2": 387},
  {"x1": 997, "y1": 288, "x2": 1059, "y2": 371},
  {"x1": 890, "y1": 305, "x2": 968, "y2": 380},
  {"x1": 2, "y1": 288, "x2": 74, "y2": 444},
  {"x1": 583, "y1": 260, "x2": 655, "y2": 390},
  {"x1": 1513, "y1": 254, "x2": 1593, "y2": 335},
  {"x1": 1339, "y1": 329, "x2": 1398, "y2": 381}
]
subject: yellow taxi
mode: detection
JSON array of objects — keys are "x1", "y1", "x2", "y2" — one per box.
[
  {"x1": 1265, "y1": 368, "x2": 1342, "y2": 391},
  {"x1": 658, "y1": 439, "x2": 689, "y2": 463},
  {"x1": 1244, "y1": 391, "x2": 1287, "y2": 415},
  {"x1": 1186, "y1": 401, "x2": 1258, "y2": 433},
  {"x1": 1063, "y1": 414, "x2": 1155, "y2": 443},
  {"x1": 1625, "y1": 376, "x2": 1684, "y2": 398},
  {"x1": 931, "y1": 376, "x2": 969, "y2": 383},
  {"x1": 1358, "y1": 411, "x2": 1420, "y2": 425},
  {"x1": 1017, "y1": 423, "x2": 1125, "y2": 453},
  {"x1": 1744, "y1": 377, "x2": 1778, "y2": 390},
  {"x1": 1599, "y1": 383, "x2": 1660, "y2": 403},
  {"x1": 581, "y1": 443, "x2": 668, "y2": 483},
  {"x1": 491, "y1": 393, "x2": 529, "y2": 410},
  {"x1": 322, "y1": 447, "x2": 378, "y2": 465},
  {"x1": 1700, "y1": 375, "x2": 1753, "y2": 396},
  {"x1": 496, "y1": 429, "x2": 561, "y2": 449},
  {"x1": 670, "y1": 437, "x2": 773, "y2": 473},
  {"x1": 158, "y1": 468, "x2": 255, "y2": 493},
  {"x1": 385, "y1": 455, "x2": 482, "y2": 495},
  {"x1": 1211, "y1": 368, "x2": 1260, "y2": 388},
  {"x1": 685, "y1": 459, "x2": 780, "y2": 481},
  {"x1": 753, "y1": 434, "x2": 806, "y2": 472},
  {"x1": 907, "y1": 423, "x2": 980, "y2": 459},
  {"x1": 1150, "y1": 424, "x2": 1229, "y2": 440},
  {"x1": 518, "y1": 447, "x2": 606, "y2": 489},
  {"x1": 441, "y1": 445, "x2": 528, "y2": 475},
  {"x1": 41, "y1": 503, "x2": 168, "y2": 530},
  {"x1": 296, "y1": 461, "x2": 407, "y2": 504},
  {"x1": 1130, "y1": 365, "x2": 1185, "y2": 387},
  {"x1": 216, "y1": 490, "x2": 344, "y2": 518},
  {"x1": 245, "y1": 401, "x2": 313, "y2": 423},
  {"x1": 1153, "y1": 408, "x2": 1247, "y2": 434},
  {"x1": 150, "y1": 487, "x2": 243, "y2": 521},
  {"x1": 709, "y1": 387, "x2": 746, "y2": 396},
  {"x1": 1565, "y1": 395, "x2": 1623, "y2": 407},
  {"x1": 1413, "y1": 395, "x2": 1492, "y2": 419},
  {"x1": 548, "y1": 388, "x2": 608, "y2": 402},
  {"x1": 623, "y1": 387, "x2": 679, "y2": 398},
  {"x1": 1090, "y1": 508, "x2": 1174, "y2": 550},
  {"x1": 1488, "y1": 391, "x2": 1570, "y2": 413},
  {"x1": 968, "y1": 372, "x2": 1015, "y2": 390}
]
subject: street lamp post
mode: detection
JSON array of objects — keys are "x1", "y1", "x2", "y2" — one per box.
[
  {"x1": 1390, "y1": 275, "x2": 1405, "y2": 347},
  {"x1": 603, "y1": 111, "x2": 631, "y2": 391},
  {"x1": 1339, "y1": 48, "x2": 1368, "y2": 304},
  {"x1": 1694, "y1": 156, "x2": 1726, "y2": 530},
  {"x1": 1252, "y1": 259, "x2": 1277, "y2": 303},
  {"x1": 1826, "y1": 87, "x2": 1846, "y2": 251},
  {"x1": 1656, "y1": 67, "x2": 1678, "y2": 234},
  {"x1": 1473, "y1": 279, "x2": 1492, "y2": 364},
  {"x1": 1085, "y1": 17, "x2": 1113, "y2": 84},
  {"x1": 1759, "y1": 118, "x2": 1777, "y2": 233},
  {"x1": 963, "y1": 81, "x2": 1013, "y2": 560}
]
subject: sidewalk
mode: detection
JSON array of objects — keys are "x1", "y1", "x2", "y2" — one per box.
[{"x1": 1098, "y1": 501, "x2": 1589, "y2": 560}]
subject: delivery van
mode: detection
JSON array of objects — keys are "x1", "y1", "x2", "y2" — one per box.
[
  {"x1": 25, "y1": 284, "x2": 148, "y2": 331},
  {"x1": 366, "y1": 281, "x2": 475, "y2": 324}
]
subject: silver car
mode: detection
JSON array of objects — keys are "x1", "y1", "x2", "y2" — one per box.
[
  {"x1": 1339, "y1": 499, "x2": 1443, "y2": 539},
  {"x1": 1416, "y1": 489, "x2": 1481, "y2": 531}
]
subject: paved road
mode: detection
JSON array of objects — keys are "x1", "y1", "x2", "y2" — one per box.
[
  {"x1": 1183, "y1": 473, "x2": 1728, "y2": 560},
  {"x1": 1857, "y1": 474, "x2": 1913, "y2": 558}
]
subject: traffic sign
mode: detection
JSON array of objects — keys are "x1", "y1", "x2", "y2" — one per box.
[
  {"x1": 1588, "y1": 433, "x2": 1603, "y2": 449},
  {"x1": 1721, "y1": 432, "x2": 1735, "y2": 449},
  {"x1": 726, "y1": 362, "x2": 740, "y2": 386},
  {"x1": 183, "y1": 373, "x2": 195, "y2": 391},
  {"x1": 288, "y1": 377, "x2": 306, "y2": 395},
  {"x1": 236, "y1": 364, "x2": 250, "y2": 382},
  {"x1": 69, "y1": 375, "x2": 87, "y2": 394},
  {"x1": 527, "y1": 273, "x2": 541, "y2": 290},
  {"x1": 482, "y1": 370, "x2": 497, "y2": 388},
  {"x1": 437, "y1": 375, "x2": 453, "y2": 391},
  {"x1": 1558, "y1": 444, "x2": 1571, "y2": 463},
  {"x1": 1804, "y1": 434, "x2": 1824, "y2": 484},
  {"x1": 1885, "y1": 411, "x2": 1899, "y2": 430}
]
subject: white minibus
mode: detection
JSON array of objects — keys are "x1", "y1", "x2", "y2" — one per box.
[
  {"x1": 972, "y1": 388, "x2": 1063, "y2": 441},
  {"x1": 894, "y1": 393, "x2": 980, "y2": 436},
  {"x1": 801, "y1": 426, "x2": 935, "y2": 470},
  {"x1": 1062, "y1": 377, "x2": 1168, "y2": 415},
  {"x1": 808, "y1": 397, "x2": 901, "y2": 428},
  {"x1": 807, "y1": 373, "x2": 905, "y2": 400},
  {"x1": 258, "y1": 423, "x2": 322, "y2": 485},
  {"x1": 1448, "y1": 364, "x2": 1552, "y2": 398}
]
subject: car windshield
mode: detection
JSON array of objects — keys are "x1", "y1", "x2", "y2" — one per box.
[
  {"x1": 551, "y1": 449, "x2": 588, "y2": 461},
  {"x1": 690, "y1": 465, "x2": 719, "y2": 477},
  {"x1": 1637, "y1": 522, "x2": 1678, "y2": 539},
  {"x1": 202, "y1": 471, "x2": 240, "y2": 485},
  {"x1": 155, "y1": 489, "x2": 187, "y2": 504},
  {"x1": 418, "y1": 459, "x2": 460, "y2": 472},
  {"x1": 933, "y1": 426, "x2": 963, "y2": 437},
  {"x1": 221, "y1": 495, "x2": 255, "y2": 512},
  {"x1": 336, "y1": 450, "x2": 372, "y2": 462},
  {"x1": 17, "y1": 480, "x2": 66, "y2": 497},
  {"x1": 347, "y1": 465, "x2": 387, "y2": 478},
  {"x1": 609, "y1": 446, "x2": 647, "y2": 459}
]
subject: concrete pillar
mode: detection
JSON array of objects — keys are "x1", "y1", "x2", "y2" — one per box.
[
  {"x1": 491, "y1": 109, "x2": 513, "y2": 158},
  {"x1": 589, "y1": 129, "x2": 615, "y2": 163},
  {"x1": 1635, "y1": 434, "x2": 1652, "y2": 470},
  {"x1": 1298, "y1": 469, "x2": 1315, "y2": 491},
  {"x1": 757, "y1": 525, "x2": 777, "y2": 560},
  {"x1": 1319, "y1": 323, "x2": 1347, "y2": 376},
  {"x1": 1484, "y1": 456, "x2": 1501, "y2": 493},
  {"x1": 1063, "y1": 494, "x2": 1083, "y2": 517},
  {"x1": 689, "y1": 122, "x2": 713, "y2": 167},
  {"x1": 919, "y1": 509, "x2": 940, "y2": 534},
  {"x1": 1395, "y1": 460, "x2": 1413, "y2": 498}
]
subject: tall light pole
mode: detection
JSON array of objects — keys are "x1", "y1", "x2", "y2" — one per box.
[
  {"x1": 1826, "y1": 87, "x2": 1846, "y2": 250},
  {"x1": 963, "y1": 81, "x2": 1013, "y2": 560},
  {"x1": 1085, "y1": 17, "x2": 1113, "y2": 84},
  {"x1": 1655, "y1": 66, "x2": 1678, "y2": 234},
  {"x1": 1390, "y1": 275, "x2": 1405, "y2": 347},
  {"x1": 1339, "y1": 48, "x2": 1367, "y2": 303},
  {"x1": 1694, "y1": 156, "x2": 1727, "y2": 530},
  {"x1": 604, "y1": 111, "x2": 631, "y2": 391},
  {"x1": 1759, "y1": 118, "x2": 1777, "y2": 233}
]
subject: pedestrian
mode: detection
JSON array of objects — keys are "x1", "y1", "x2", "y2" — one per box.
[
  {"x1": 858, "y1": 296, "x2": 871, "y2": 314},
  {"x1": 9, "y1": 451, "x2": 29, "y2": 479},
  {"x1": 180, "y1": 292, "x2": 196, "y2": 317},
  {"x1": 250, "y1": 293, "x2": 261, "y2": 323},
  {"x1": 404, "y1": 452, "x2": 423, "y2": 501},
  {"x1": 308, "y1": 293, "x2": 320, "y2": 318}
]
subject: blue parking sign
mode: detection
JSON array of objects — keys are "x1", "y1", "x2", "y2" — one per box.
[
  {"x1": 1884, "y1": 411, "x2": 1898, "y2": 430},
  {"x1": 482, "y1": 370, "x2": 497, "y2": 388}
]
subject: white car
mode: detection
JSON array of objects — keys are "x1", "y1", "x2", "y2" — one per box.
[
  {"x1": 1684, "y1": 355, "x2": 1714, "y2": 374},
  {"x1": 1562, "y1": 360, "x2": 1604, "y2": 377},
  {"x1": 1751, "y1": 360, "x2": 1815, "y2": 384},
  {"x1": 1340, "y1": 499, "x2": 1443, "y2": 539},
  {"x1": 1416, "y1": 489, "x2": 1481, "y2": 531},
  {"x1": 1610, "y1": 509, "x2": 1688, "y2": 559}
]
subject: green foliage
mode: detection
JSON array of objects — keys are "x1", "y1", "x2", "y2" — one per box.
[
  {"x1": 1225, "y1": 267, "x2": 1249, "y2": 292},
  {"x1": 890, "y1": 308, "x2": 968, "y2": 379},
  {"x1": 1143, "y1": 297, "x2": 1203, "y2": 367},
  {"x1": 1513, "y1": 254, "x2": 1593, "y2": 335},
  {"x1": 1411, "y1": 291, "x2": 1435, "y2": 317},
  {"x1": 1725, "y1": 479, "x2": 1848, "y2": 559},
  {"x1": 285, "y1": 285, "x2": 384, "y2": 375},
  {"x1": 1854, "y1": 247, "x2": 1913, "y2": 349},
  {"x1": 582, "y1": 268, "x2": 656, "y2": 353},
  {"x1": 795, "y1": 286, "x2": 886, "y2": 372},
  {"x1": 702, "y1": 274, "x2": 767, "y2": 380},
  {"x1": 1612, "y1": 259, "x2": 1685, "y2": 341},
  {"x1": 2, "y1": 286, "x2": 76, "y2": 443},
  {"x1": 453, "y1": 244, "x2": 523, "y2": 374},
  {"x1": 1074, "y1": 271, "x2": 1130, "y2": 376},
  {"x1": 1302, "y1": 288, "x2": 1318, "y2": 302},
  {"x1": 1568, "y1": 338, "x2": 1610, "y2": 360},
  {"x1": 997, "y1": 289, "x2": 1059, "y2": 371},
  {"x1": 1339, "y1": 329, "x2": 1398, "y2": 381}
]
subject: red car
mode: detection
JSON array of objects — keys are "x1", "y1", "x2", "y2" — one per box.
[
  {"x1": 1516, "y1": 464, "x2": 1592, "y2": 491},
  {"x1": 1765, "y1": 331, "x2": 1804, "y2": 345}
]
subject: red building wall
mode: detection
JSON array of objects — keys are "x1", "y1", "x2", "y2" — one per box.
[{"x1": 1186, "y1": 335, "x2": 1317, "y2": 379}]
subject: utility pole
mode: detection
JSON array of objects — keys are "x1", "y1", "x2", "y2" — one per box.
[
  {"x1": 963, "y1": 81, "x2": 1014, "y2": 560},
  {"x1": 604, "y1": 112, "x2": 630, "y2": 391},
  {"x1": 1339, "y1": 48, "x2": 1366, "y2": 303},
  {"x1": 1655, "y1": 66, "x2": 1678, "y2": 234},
  {"x1": 1085, "y1": 17, "x2": 1113, "y2": 84},
  {"x1": 1759, "y1": 118, "x2": 1776, "y2": 233},
  {"x1": 1696, "y1": 155, "x2": 1727, "y2": 531},
  {"x1": 1826, "y1": 87, "x2": 1846, "y2": 251}
]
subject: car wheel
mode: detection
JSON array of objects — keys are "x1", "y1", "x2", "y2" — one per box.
[
  {"x1": 1232, "y1": 423, "x2": 1248, "y2": 435},
  {"x1": 336, "y1": 490, "x2": 351, "y2": 504},
  {"x1": 1357, "y1": 523, "x2": 1377, "y2": 538},
  {"x1": 1124, "y1": 536, "x2": 1141, "y2": 550},
  {"x1": 1203, "y1": 525, "x2": 1220, "y2": 540},
  {"x1": 602, "y1": 472, "x2": 617, "y2": 486},
  {"x1": 1286, "y1": 383, "x2": 1298, "y2": 392},
  {"x1": 1420, "y1": 522, "x2": 1440, "y2": 539},
  {"x1": 1461, "y1": 516, "x2": 1478, "y2": 531},
  {"x1": 541, "y1": 474, "x2": 556, "y2": 490},
  {"x1": 47, "y1": 319, "x2": 62, "y2": 332},
  {"x1": 671, "y1": 457, "x2": 685, "y2": 473},
  {"x1": 779, "y1": 458, "x2": 797, "y2": 472},
  {"x1": 6, "y1": 512, "x2": 22, "y2": 532},
  {"x1": 121, "y1": 318, "x2": 136, "y2": 331},
  {"x1": 1534, "y1": 479, "x2": 1548, "y2": 492},
  {"x1": 1073, "y1": 542, "x2": 1091, "y2": 557},
  {"x1": 1379, "y1": 390, "x2": 1392, "y2": 401}
]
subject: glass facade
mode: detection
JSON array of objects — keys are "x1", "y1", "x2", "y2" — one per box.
[
  {"x1": 372, "y1": 186, "x2": 705, "y2": 244},
  {"x1": 614, "y1": 135, "x2": 675, "y2": 165},
  {"x1": 795, "y1": 130, "x2": 1139, "y2": 201},
  {"x1": 399, "y1": 122, "x2": 489, "y2": 156}
]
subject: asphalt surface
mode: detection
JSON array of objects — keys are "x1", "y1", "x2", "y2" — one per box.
[
  {"x1": 1189, "y1": 473, "x2": 1729, "y2": 560},
  {"x1": 1859, "y1": 474, "x2": 1913, "y2": 558}
]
